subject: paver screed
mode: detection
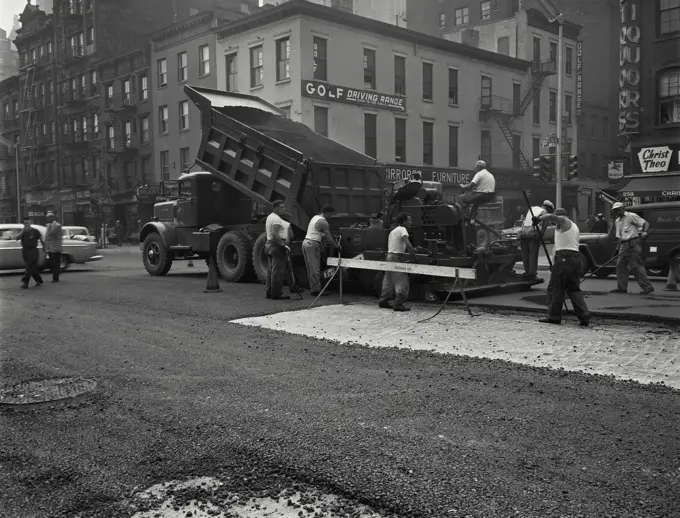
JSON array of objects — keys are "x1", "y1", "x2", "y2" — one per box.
[{"x1": 233, "y1": 304, "x2": 680, "y2": 389}]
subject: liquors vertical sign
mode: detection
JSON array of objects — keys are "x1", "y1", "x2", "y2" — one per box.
[
  {"x1": 619, "y1": 0, "x2": 640, "y2": 135},
  {"x1": 575, "y1": 41, "x2": 583, "y2": 117}
]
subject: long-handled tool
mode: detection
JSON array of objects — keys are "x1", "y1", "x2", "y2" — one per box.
[
  {"x1": 580, "y1": 228, "x2": 656, "y2": 284},
  {"x1": 521, "y1": 191, "x2": 569, "y2": 314},
  {"x1": 418, "y1": 273, "x2": 478, "y2": 324},
  {"x1": 285, "y1": 249, "x2": 304, "y2": 300},
  {"x1": 307, "y1": 238, "x2": 343, "y2": 309}
]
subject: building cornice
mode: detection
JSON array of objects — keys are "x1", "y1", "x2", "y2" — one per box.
[
  {"x1": 216, "y1": 0, "x2": 531, "y2": 72},
  {"x1": 526, "y1": 9, "x2": 582, "y2": 40},
  {"x1": 149, "y1": 12, "x2": 215, "y2": 43},
  {"x1": 97, "y1": 47, "x2": 149, "y2": 70}
]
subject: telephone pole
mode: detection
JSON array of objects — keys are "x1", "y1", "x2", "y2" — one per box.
[{"x1": 555, "y1": 15, "x2": 565, "y2": 208}]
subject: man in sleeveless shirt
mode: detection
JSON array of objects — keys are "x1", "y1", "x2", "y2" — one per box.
[
  {"x1": 265, "y1": 200, "x2": 291, "y2": 300},
  {"x1": 303, "y1": 204, "x2": 339, "y2": 296},
  {"x1": 534, "y1": 208, "x2": 590, "y2": 326}
]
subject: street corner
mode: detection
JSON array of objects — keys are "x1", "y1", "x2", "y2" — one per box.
[
  {"x1": 232, "y1": 303, "x2": 680, "y2": 390},
  {"x1": 127, "y1": 476, "x2": 387, "y2": 518}
]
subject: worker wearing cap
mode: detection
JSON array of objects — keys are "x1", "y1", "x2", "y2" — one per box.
[
  {"x1": 520, "y1": 200, "x2": 554, "y2": 279},
  {"x1": 458, "y1": 160, "x2": 496, "y2": 216},
  {"x1": 591, "y1": 213, "x2": 608, "y2": 233},
  {"x1": 534, "y1": 208, "x2": 590, "y2": 326},
  {"x1": 610, "y1": 202, "x2": 654, "y2": 295}
]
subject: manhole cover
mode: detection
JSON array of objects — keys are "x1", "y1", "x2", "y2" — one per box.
[{"x1": 0, "y1": 377, "x2": 97, "y2": 406}]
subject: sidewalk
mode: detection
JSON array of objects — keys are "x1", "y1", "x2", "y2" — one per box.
[{"x1": 99, "y1": 244, "x2": 141, "y2": 253}]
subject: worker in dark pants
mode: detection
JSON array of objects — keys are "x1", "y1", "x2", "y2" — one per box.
[
  {"x1": 378, "y1": 212, "x2": 417, "y2": 312},
  {"x1": 534, "y1": 208, "x2": 590, "y2": 326},
  {"x1": 45, "y1": 211, "x2": 63, "y2": 282},
  {"x1": 265, "y1": 200, "x2": 291, "y2": 300},
  {"x1": 15, "y1": 216, "x2": 45, "y2": 290},
  {"x1": 303, "y1": 204, "x2": 338, "y2": 296}
]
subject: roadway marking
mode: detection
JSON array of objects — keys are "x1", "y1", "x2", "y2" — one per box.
[{"x1": 232, "y1": 304, "x2": 680, "y2": 390}]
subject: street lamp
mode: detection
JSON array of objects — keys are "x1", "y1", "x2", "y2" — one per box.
[{"x1": 0, "y1": 135, "x2": 20, "y2": 222}]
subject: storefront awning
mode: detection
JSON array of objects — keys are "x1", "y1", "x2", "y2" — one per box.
[{"x1": 617, "y1": 174, "x2": 680, "y2": 197}]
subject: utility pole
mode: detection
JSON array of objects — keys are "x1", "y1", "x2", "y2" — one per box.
[{"x1": 555, "y1": 15, "x2": 565, "y2": 209}]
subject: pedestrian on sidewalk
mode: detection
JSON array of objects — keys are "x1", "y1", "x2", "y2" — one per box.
[
  {"x1": 265, "y1": 200, "x2": 291, "y2": 300},
  {"x1": 520, "y1": 199, "x2": 554, "y2": 279},
  {"x1": 378, "y1": 212, "x2": 417, "y2": 312},
  {"x1": 45, "y1": 212, "x2": 63, "y2": 283},
  {"x1": 15, "y1": 216, "x2": 45, "y2": 290},
  {"x1": 610, "y1": 202, "x2": 654, "y2": 295},
  {"x1": 114, "y1": 221, "x2": 125, "y2": 247},
  {"x1": 303, "y1": 204, "x2": 338, "y2": 296},
  {"x1": 534, "y1": 208, "x2": 590, "y2": 326}
]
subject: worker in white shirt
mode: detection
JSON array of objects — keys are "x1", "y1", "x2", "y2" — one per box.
[
  {"x1": 519, "y1": 199, "x2": 554, "y2": 279},
  {"x1": 265, "y1": 200, "x2": 291, "y2": 300},
  {"x1": 610, "y1": 202, "x2": 654, "y2": 295},
  {"x1": 458, "y1": 160, "x2": 496, "y2": 217},
  {"x1": 303, "y1": 204, "x2": 338, "y2": 296},
  {"x1": 378, "y1": 212, "x2": 417, "y2": 312}
]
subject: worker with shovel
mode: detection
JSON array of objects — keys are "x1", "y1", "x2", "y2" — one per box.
[
  {"x1": 610, "y1": 202, "x2": 654, "y2": 295},
  {"x1": 302, "y1": 204, "x2": 339, "y2": 297}
]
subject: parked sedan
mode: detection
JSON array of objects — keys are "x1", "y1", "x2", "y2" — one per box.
[
  {"x1": 63, "y1": 226, "x2": 97, "y2": 244},
  {"x1": 0, "y1": 224, "x2": 103, "y2": 272}
]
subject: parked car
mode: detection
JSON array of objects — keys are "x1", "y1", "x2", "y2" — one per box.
[
  {"x1": 501, "y1": 220, "x2": 556, "y2": 243},
  {"x1": 62, "y1": 226, "x2": 97, "y2": 244},
  {"x1": 0, "y1": 224, "x2": 103, "y2": 272},
  {"x1": 578, "y1": 201, "x2": 680, "y2": 278}
]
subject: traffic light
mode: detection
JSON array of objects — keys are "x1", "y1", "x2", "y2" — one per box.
[
  {"x1": 532, "y1": 157, "x2": 542, "y2": 180},
  {"x1": 568, "y1": 155, "x2": 578, "y2": 179},
  {"x1": 540, "y1": 154, "x2": 555, "y2": 181}
]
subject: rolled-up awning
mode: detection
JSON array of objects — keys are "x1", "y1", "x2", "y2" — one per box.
[{"x1": 617, "y1": 174, "x2": 680, "y2": 197}]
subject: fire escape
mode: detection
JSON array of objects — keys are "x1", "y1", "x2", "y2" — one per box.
[
  {"x1": 479, "y1": 59, "x2": 557, "y2": 173},
  {"x1": 105, "y1": 90, "x2": 139, "y2": 196},
  {"x1": 20, "y1": 63, "x2": 36, "y2": 187}
]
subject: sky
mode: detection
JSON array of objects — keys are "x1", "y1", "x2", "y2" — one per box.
[{"x1": 0, "y1": 0, "x2": 31, "y2": 34}]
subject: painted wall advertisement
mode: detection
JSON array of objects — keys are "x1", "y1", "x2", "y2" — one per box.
[
  {"x1": 618, "y1": 0, "x2": 640, "y2": 135},
  {"x1": 576, "y1": 41, "x2": 583, "y2": 117},
  {"x1": 633, "y1": 144, "x2": 680, "y2": 174},
  {"x1": 302, "y1": 80, "x2": 406, "y2": 112}
]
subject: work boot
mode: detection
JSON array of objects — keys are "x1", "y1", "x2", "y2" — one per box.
[
  {"x1": 610, "y1": 288, "x2": 626, "y2": 293},
  {"x1": 35, "y1": 281, "x2": 43, "y2": 287},
  {"x1": 20, "y1": 284, "x2": 28, "y2": 289},
  {"x1": 378, "y1": 301, "x2": 392, "y2": 309},
  {"x1": 538, "y1": 317, "x2": 561, "y2": 325},
  {"x1": 580, "y1": 319, "x2": 590, "y2": 327},
  {"x1": 393, "y1": 306, "x2": 411, "y2": 312},
  {"x1": 271, "y1": 295, "x2": 290, "y2": 300},
  {"x1": 640, "y1": 287, "x2": 654, "y2": 295},
  {"x1": 663, "y1": 284, "x2": 678, "y2": 292}
]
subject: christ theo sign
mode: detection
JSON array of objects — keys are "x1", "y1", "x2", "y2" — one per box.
[{"x1": 302, "y1": 80, "x2": 406, "y2": 112}]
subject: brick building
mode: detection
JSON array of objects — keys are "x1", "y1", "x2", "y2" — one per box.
[
  {"x1": 0, "y1": 76, "x2": 20, "y2": 222},
  {"x1": 0, "y1": 28, "x2": 20, "y2": 81}
]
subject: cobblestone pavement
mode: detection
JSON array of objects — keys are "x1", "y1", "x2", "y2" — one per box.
[{"x1": 233, "y1": 304, "x2": 680, "y2": 389}]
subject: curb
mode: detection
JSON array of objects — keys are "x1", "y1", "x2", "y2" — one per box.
[{"x1": 454, "y1": 301, "x2": 680, "y2": 326}]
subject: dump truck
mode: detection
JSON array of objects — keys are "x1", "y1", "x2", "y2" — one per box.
[{"x1": 138, "y1": 85, "x2": 541, "y2": 297}]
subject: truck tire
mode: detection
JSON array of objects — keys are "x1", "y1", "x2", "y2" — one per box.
[
  {"x1": 217, "y1": 230, "x2": 254, "y2": 282},
  {"x1": 143, "y1": 233, "x2": 173, "y2": 276},
  {"x1": 252, "y1": 232, "x2": 268, "y2": 284}
]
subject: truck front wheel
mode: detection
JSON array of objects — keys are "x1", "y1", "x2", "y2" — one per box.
[
  {"x1": 217, "y1": 230, "x2": 254, "y2": 282},
  {"x1": 143, "y1": 233, "x2": 173, "y2": 276}
]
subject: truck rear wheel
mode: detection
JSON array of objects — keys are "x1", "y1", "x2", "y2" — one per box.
[
  {"x1": 217, "y1": 230, "x2": 254, "y2": 282},
  {"x1": 143, "y1": 233, "x2": 173, "y2": 276},
  {"x1": 252, "y1": 232, "x2": 268, "y2": 284}
]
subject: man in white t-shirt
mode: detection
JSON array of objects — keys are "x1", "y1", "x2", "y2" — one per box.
[
  {"x1": 459, "y1": 160, "x2": 496, "y2": 211},
  {"x1": 378, "y1": 212, "x2": 417, "y2": 312},
  {"x1": 265, "y1": 200, "x2": 292, "y2": 300}
]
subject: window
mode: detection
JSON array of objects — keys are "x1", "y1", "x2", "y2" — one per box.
[
  {"x1": 225, "y1": 54, "x2": 237, "y2": 92},
  {"x1": 82, "y1": 116, "x2": 88, "y2": 140},
  {"x1": 50, "y1": 121, "x2": 56, "y2": 143},
  {"x1": 159, "y1": 105, "x2": 168, "y2": 134},
  {"x1": 90, "y1": 70, "x2": 97, "y2": 92},
  {"x1": 513, "y1": 83, "x2": 521, "y2": 115},
  {"x1": 659, "y1": 68, "x2": 680, "y2": 124},
  {"x1": 280, "y1": 106, "x2": 291, "y2": 119},
  {"x1": 199, "y1": 45, "x2": 210, "y2": 76},
  {"x1": 394, "y1": 55, "x2": 406, "y2": 95},
  {"x1": 276, "y1": 37, "x2": 291, "y2": 81},
  {"x1": 313, "y1": 37, "x2": 327, "y2": 81},
  {"x1": 565, "y1": 46, "x2": 573, "y2": 75},
  {"x1": 314, "y1": 106, "x2": 328, "y2": 136},
  {"x1": 2, "y1": 102, "x2": 8, "y2": 120},
  {"x1": 532, "y1": 136, "x2": 541, "y2": 158},
  {"x1": 603, "y1": 117, "x2": 610, "y2": 138},
  {"x1": 480, "y1": 130, "x2": 492, "y2": 165},
  {"x1": 72, "y1": 119, "x2": 80, "y2": 141},
  {"x1": 160, "y1": 150, "x2": 170, "y2": 181},
  {"x1": 47, "y1": 81, "x2": 53, "y2": 105},
  {"x1": 179, "y1": 100, "x2": 189, "y2": 131},
  {"x1": 422, "y1": 122, "x2": 433, "y2": 165},
  {"x1": 122, "y1": 79, "x2": 130, "y2": 103},
  {"x1": 107, "y1": 125, "x2": 114, "y2": 149},
  {"x1": 481, "y1": 75, "x2": 492, "y2": 107},
  {"x1": 105, "y1": 84, "x2": 113, "y2": 107},
  {"x1": 481, "y1": 1, "x2": 491, "y2": 20},
  {"x1": 533, "y1": 90, "x2": 540, "y2": 124},
  {"x1": 512, "y1": 134, "x2": 521, "y2": 168},
  {"x1": 549, "y1": 91, "x2": 557, "y2": 122},
  {"x1": 565, "y1": 94, "x2": 572, "y2": 124},
  {"x1": 141, "y1": 116, "x2": 149, "y2": 143},
  {"x1": 422, "y1": 62, "x2": 433, "y2": 101},
  {"x1": 157, "y1": 58, "x2": 167, "y2": 87},
  {"x1": 46, "y1": 41, "x2": 52, "y2": 58},
  {"x1": 448, "y1": 125, "x2": 459, "y2": 167},
  {"x1": 533, "y1": 36, "x2": 541, "y2": 65},
  {"x1": 140, "y1": 76, "x2": 148, "y2": 100},
  {"x1": 660, "y1": 0, "x2": 680, "y2": 34},
  {"x1": 124, "y1": 121, "x2": 132, "y2": 147},
  {"x1": 455, "y1": 7, "x2": 469, "y2": 25},
  {"x1": 250, "y1": 45, "x2": 263, "y2": 88},
  {"x1": 180, "y1": 147, "x2": 191, "y2": 173},
  {"x1": 363, "y1": 113, "x2": 377, "y2": 158},
  {"x1": 395, "y1": 118, "x2": 406, "y2": 162},
  {"x1": 448, "y1": 68, "x2": 458, "y2": 105},
  {"x1": 92, "y1": 113, "x2": 99, "y2": 138},
  {"x1": 87, "y1": 26, "x2": 94, "y2": 45},
  {"x1": 549, "y1": 42, "x2": 557, "y2": 62},
  {"x1": 439, "y1": 12, "x2": 446, "y2": 28},
  {"x1": 178, "y1": 52, "x2": 188, "y2": 82},
  {"x1": 497, "y1": 36, "x2": 510, "y2": 56},
  {"x1": 364, "y1": 49, "x2": 376, "y2": 89}
]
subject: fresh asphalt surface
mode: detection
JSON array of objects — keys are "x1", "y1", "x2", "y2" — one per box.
[{"x1": 1, "y1": 252, "x2": 679, "y2": 517}]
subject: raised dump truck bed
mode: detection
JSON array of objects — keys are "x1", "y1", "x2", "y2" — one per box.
[{"x1": 185, "y1": 85, "x2": 384, "y2": 232}]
